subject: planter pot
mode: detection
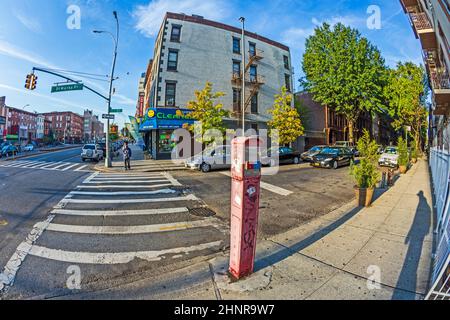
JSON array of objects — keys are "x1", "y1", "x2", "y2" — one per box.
[
  {"x1": 411, "y1": 158, "x2": 417, "y2": 164},
  {"x1": 354, "y1": 187, "x2": 375, "y2": 207},
  {"x1": 399, "y1": 165, "x2": 407, "y2": 174}
]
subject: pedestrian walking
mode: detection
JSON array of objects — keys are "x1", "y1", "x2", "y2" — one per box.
[{"x1": 122, "y1": 141, "x2": 132, "y2": 170}]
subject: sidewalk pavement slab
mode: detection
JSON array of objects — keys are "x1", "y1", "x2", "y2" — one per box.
[{"x1": 210, "y1": 159, "x2": 433, "y2": 300}]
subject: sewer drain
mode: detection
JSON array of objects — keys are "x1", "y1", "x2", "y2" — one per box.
[{"x1": 189, "y1": 207, "x2": 216, "y2": 217}]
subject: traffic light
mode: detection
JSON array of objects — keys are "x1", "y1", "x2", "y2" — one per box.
[
  {"x1": 25, "y1": 74, "x2": 37, "y2": 90},
  {"x1": 31, "y1": 75, "x2": 37, "y2": 90},
  {"x1": 25, "y1": 74, "x2": 32, "y2": 89}
]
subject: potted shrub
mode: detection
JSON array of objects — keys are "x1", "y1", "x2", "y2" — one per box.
[
  {"x1": 397, "y1": 137, "x2": 409, "y2": 173},
  {"x1": 350, "y1": 130, "x2": 381, "y2": 207}
]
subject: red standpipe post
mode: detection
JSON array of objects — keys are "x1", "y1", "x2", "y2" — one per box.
[{"x1": 229, "y1": 136, "x2": 262, "y2": 279}]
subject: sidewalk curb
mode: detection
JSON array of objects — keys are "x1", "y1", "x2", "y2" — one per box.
[{"x1": 1, "y1": 145, "x2": 81, "y2": 162}]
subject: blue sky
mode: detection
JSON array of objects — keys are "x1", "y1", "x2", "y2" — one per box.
[{"x1": 0, "y1": 0, "x2": 423, "y2": 128}]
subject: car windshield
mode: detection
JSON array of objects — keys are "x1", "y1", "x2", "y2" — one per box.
[
  {"x1": 320, "y1": 147, "x2": 340, "y2": 155},
  {"x1": 83, "y1": 145, "x2": 95, "y2": 150},
  {"x1": 384, "y1": 147, "x2": 397, "y2": 154},
  {"x1": 310, "y1": 146, "x2": 322, "y2": 152}
]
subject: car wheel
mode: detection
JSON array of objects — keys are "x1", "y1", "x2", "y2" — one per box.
[
  {"x1": 293, "y1": 157, "x2": 299, "y2": 165},
  {"x1": 332, "y1": 161, "x2": 338, "y2": 169},
  {"x1": 200, "y1": 162, "x2": 211, "y2": 173}
]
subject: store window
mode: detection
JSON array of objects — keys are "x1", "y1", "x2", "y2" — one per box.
[{"x1": 158, "y1": 130, "x2": 176, "y2": 153}]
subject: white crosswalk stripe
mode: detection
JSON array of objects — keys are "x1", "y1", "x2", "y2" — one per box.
[
  {"x1": 0, "y1": 160, "x2": 93, "y2": 172},
  {"x1": 0, "y1": 170, "x2": 228, "y2": 293}
]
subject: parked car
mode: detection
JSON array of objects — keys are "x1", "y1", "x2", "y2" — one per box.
[
  {"x1": 185, "y1": 145, "x2": 231, "y2": 173},
  {"x1": 378, "y1": 146, "x2": 399, "y2": 168},
  {"x1": 334, "y1": 141, "x2": 359, "y2": 157},
  {"x1": 262, "y1": 147, "x2": 301, "y2": 167},
  {"x1": 301, "y1": 145, "x2": 326, "y2": 162},
  {"x1": 1, "y1": 145, "x2": 19, "y2": 158},
  {"x1": 81, "y1": 144, "x2": 104, "y2": 162},
  {"x1": 310, "y1": 146, "x2": 354, "y2": 169},
  {"x1": 23, "y1": 144, "x2": 35, "y2": 152}
]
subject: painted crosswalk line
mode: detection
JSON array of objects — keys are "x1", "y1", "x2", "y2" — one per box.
[
  {"x1": 28, "y1": 241, "x2": 223, "y2": 264},
  {"x1": 51, "y1": 207, "x2": 189, "y2": 216},
  {"x1": 0, "y1": 170, "x2": 227, "y2": 294},
  {"x1": 58, "y1": 193, "x2": 199, "y2": 204},
  {"x1": 43, "y1": 218, "x2": 220, "y2": 235},
  {"x1": 0, "y1": 160, "x2": 92, "y2": 172}
]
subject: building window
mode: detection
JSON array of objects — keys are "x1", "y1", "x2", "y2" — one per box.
[
  {"x1": 233, "y1": 37, "x2": 241, "y2": 54},
  {"x1": 249, "y1": 42, "x2": 256, "y2": 57},
  {"x1": 232, "y1": 60, "x2": 241, "y2": 77},
  {"x1": 251, "y1": 94, "x2": 258, "y2": 114},
  {"x1": 165, "y1": 82, "x2": 176, "y2": 107},
  {"x1": 250, "y1": 65, "x2": 257, "y2": 82},
  {"x1": 233, "y1": 88, "x2": 241, "y2": 112},
  {"x1": 170, "y1": 25, "x2": 181, "y2": 42},
  {"x1": 167, "y1": 49, "x2": 178, "y2": 71},
  {"x1": 283, "y1": 55, "x2": 290, "y2": 70},
  {"x1": 285, "y1": 74, "x2": 291, "y2": 92}
]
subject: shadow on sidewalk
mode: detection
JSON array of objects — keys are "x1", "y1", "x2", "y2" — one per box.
[
  {"x1": 254, "y1": 205, "x2": 362, "y2": 272},
  {"x1": 391, "y1": 190, "x2": 431, "y2": 300}
]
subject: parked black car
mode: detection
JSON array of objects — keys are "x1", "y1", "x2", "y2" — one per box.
[
  {"x1": 310, "y1": 146, "x2": 354, "y2": 169},
  {"x1": 262, "y1": 147, "x2": 301, "y2": 167},
  {"x1": 301, "y1": 145, "x2": 326, "y2": 162}
]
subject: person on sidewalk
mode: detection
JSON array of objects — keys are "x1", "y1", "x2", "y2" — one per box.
[{"x1": 122, "y1": 141, "x2": 132, "y2": 170}]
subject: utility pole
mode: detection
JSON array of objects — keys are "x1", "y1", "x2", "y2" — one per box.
[
  {"x1": 94, "y1": 10, "x2": 119, "y2": 168},
  {"x1": 239, "y1": 17, "x2": 245, "y2": 137}
]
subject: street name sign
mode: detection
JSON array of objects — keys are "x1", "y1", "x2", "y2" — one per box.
[
  {"x1": 110, "y1": 109, "x2": 123, "y2": 113},
  {"x1": 102, "y1": 114, "x2": 115, "y2": 120},
  {"x1": 51, "y1": 83, "x2": 84, "y2": 93}
]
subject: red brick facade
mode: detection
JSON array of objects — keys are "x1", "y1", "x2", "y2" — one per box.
[{"x1": 41, "y1": 111, "x2": 84, "y2": 143}]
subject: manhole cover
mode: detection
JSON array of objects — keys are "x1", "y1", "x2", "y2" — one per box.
[{"x1": 189, "y1": 207, "x2": 216, "y2": 217}]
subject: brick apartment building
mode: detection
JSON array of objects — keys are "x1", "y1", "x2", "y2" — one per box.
[
  {"x1": 41, "y1": 111, "x2": 84, "y2": 143},
  {"x1": 0, "y1": 97, "x2": 7, "y2": 141},
  {"x1": 295, "y1": 92, "x2": 399, "y2": 150},
  {"x1": 7, "y1": 106, "x2": 38, "y2": 143}
]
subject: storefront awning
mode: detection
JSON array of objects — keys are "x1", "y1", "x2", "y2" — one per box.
[{"x1": 139, "y1": 108, "x2": 195, "y2": 132}]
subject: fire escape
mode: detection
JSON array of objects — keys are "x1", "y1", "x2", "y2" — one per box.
[{"x1": 231, "y1": 48, "x2": 265, "y2": 117}]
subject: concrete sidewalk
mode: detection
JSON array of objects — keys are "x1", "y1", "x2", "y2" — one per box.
[
  {"x1": 95, "y1": 144, "x2": 185, "y2": 173},
  {"x1": 71, "y1": 159, "x2": 434, "y2": 300},
  {"x1": 208, "y1": 159, "x2": 434, "y2": 300}
]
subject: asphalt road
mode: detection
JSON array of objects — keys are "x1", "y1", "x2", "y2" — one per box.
[
  {"x1": 0, "y1": 151, "x2": 354, "y2": 299},
  {"x1": 172, "y1": 162, "x2": 355, "y2": 237},
  {"x1": 0, "y1": 150, "x2": 228, "y2": 299}
]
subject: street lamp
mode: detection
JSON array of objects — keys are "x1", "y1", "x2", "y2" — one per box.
[
  {"x1": 239, "y1": 17, "x2": 245, "y2": 136},
  {"x1": 93, "y1": 10, "x2": 119, "y2": 168}
]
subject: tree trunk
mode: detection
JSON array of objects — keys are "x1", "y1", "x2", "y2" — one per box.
[{"x1": 348, "y1": 119, "x2": 354, "y2": 143}]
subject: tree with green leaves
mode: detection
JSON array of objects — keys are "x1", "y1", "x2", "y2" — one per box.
[
  {"x1": 268, "y1": 86, "x2": 304, "y2": 146},
  {"x1": 186, "y1": 82, "x2": 230, "y2": 143},
  {"x1": 301, "y1": 23, "x2": 386, "y2": 143},
  {"x1": 384, "y1": 62, "x2": 428, "y2": 152}
]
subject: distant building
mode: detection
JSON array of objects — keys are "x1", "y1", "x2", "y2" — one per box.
[
  {"x1": 0, "y1": 96, "x2": 7, "y2": 141},
  {"x1": 82, "y1": 109, "x2": 105, "y2": 142},
  {"x1": 7, "y1": 106, "x2": 38, "y2": 144},
  {"x1": 295, "y1": 92, "x2": 398, "y2": 151},
  {"x1": 42, "y1": 111, "x2": 84, "y2": 143},
  {"x1": 139, "y1": 12, "x2": 293, "y2": 159},
  {"x1": 36, "y1": 115, "x2": 45, "y2": 140},
  {"x1": 136, "y1": 73, "x2": 146, "y2": 120}
]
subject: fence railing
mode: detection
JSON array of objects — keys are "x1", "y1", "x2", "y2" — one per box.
[{"x1": 426, "y1": 147, "x2": 450, "y2": 299}]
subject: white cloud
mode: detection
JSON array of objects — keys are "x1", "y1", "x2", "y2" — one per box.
[
  {"x1": 0, "y1": 40, "x2": 57, "y2": 69},
  {"x1": 281, "y1": 27, "x2": 314, "y2": 51},
  {"x1": 14, "y1": 11, "x2": 43, "y2": 34},
  {"x1": 132, "y1": 0, "x2": 231, "y2": 38},
  {"x1": 312, "y1": 15, "x2": 365, "y2": 28}
]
